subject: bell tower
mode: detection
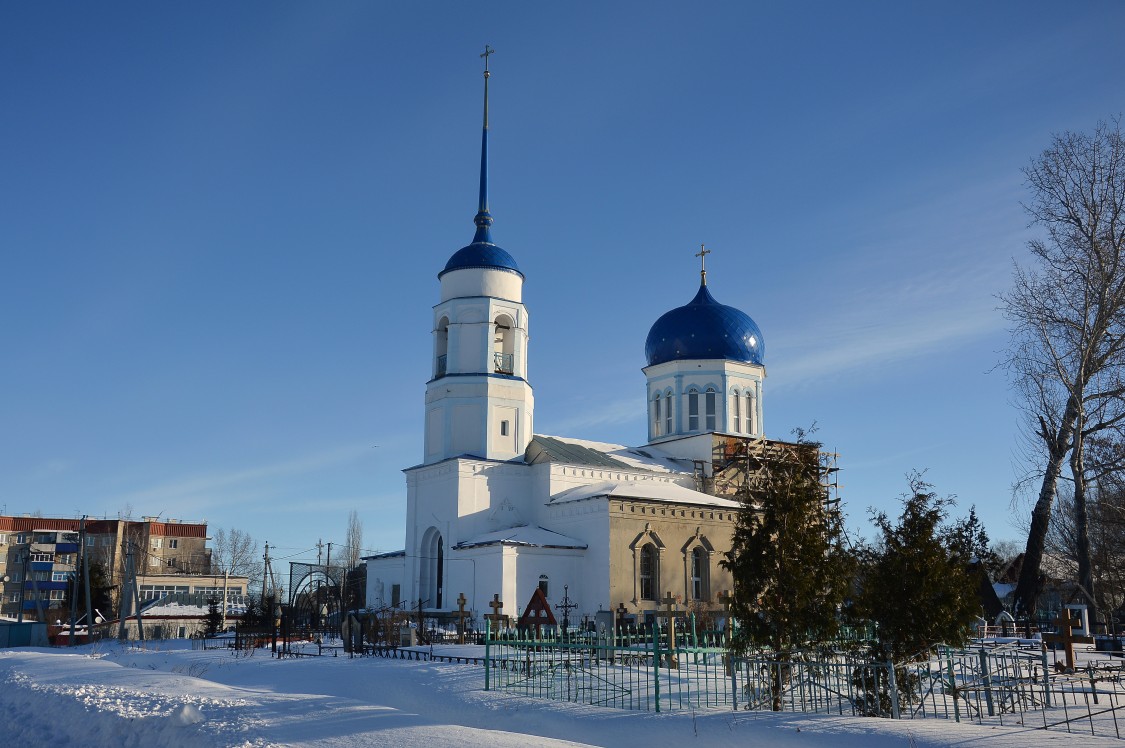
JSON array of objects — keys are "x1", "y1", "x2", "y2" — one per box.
[{"x1": 423, "y1": 47, "x2": 534, "y2": 465}]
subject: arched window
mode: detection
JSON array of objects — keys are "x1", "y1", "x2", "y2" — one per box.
[
  {"x1": 652, "y1": 393, "x2": 662, "y2": 436},
  {"x1": 435, "y1": 317, "x2": 450, "y2": 378},
  {"x1": 687, "y1": 388, "x2": 700, "y2": 431},
  {"x1": 639, "y1": 543, "x2": 658, "y2": 600},
  {"x1": 664, "y1": 390, "x2": 673, "y2": 435},
  {"x1": 493, "y1": 314, "x2": 515, "y2": 374},
  {"x1": 420, "y1": 528, "x2": 444, "y2": 609},
  {"x1": 705, "y1": 387, "x2": 717, "y2": 431},
  {"x1": 538, "y1": 574, "x2": 549, "y2": 597},
  {"x1": 691, "y1": 546, "x2": 710, "y2": 601},
  {"x1": 732, "y1": 389, "x2": 741, "y2": 433},
  {"x1": 746, "y1": 391, "x2": 755, "y2": 435}
]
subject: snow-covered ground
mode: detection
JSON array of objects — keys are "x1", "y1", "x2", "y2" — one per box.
[{"x1": 1, "y1": 640, "x2": 1120, "y2": 747}]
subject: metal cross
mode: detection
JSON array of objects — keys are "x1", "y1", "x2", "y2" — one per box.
[
  {"x1": 695, "y1": 244, "x2": 711, "y2": 285},
  {"x1": 554, "y1": 585, "x2": 579, "y2": 636},
  {"x1": 695, "y1": 244, "x2": 710, "y2": 272},
  {"x1": 481, "y1": 45, "x2": 494, "y2": 73}
]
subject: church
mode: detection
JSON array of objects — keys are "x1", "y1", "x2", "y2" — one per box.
[{"x1": 365, "y1": 53, "x2": 777, "y2": 626}]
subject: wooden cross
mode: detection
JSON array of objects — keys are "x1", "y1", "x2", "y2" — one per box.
[
  {"x1": 653, "y1": 592, "x2": 680, "y2": 669},
  {"x1": 454, "y1": 592, "x2": 470, "y2": 645},
  {"x1": 717, "y1": 589, "x2": 734, "y2": 643},
  {"x1": 1043, "y1": 610, "x2": 1094, "y2": 672},
  {"x1": 482, "y1": 593, "x2": 508, "y2": 632},
  {"x1": 615, "y1": 602, "x2": 629, "y2": 626}
]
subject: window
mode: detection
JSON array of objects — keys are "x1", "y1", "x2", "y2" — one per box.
[
  {"x1": 51, "y1": 571, "x2": 71, "y2": 582},
  {"x1": 493, "y1": 314, "x2": 515, "y2": 374},
  {"x1": 639, "y1": 544, "x2": 658, "y2": 601},
  {"x1": 168, "y1": 538, "x2": 178, "y2": 549},
  {"x1": 149, "y1": 556, "x2": 160, "y2": 567},
  {"x1": 691, "y1": 547, "x2": 710, "y2": 601},
  {"x1": 538, "y1": 574, "x2": 549, "y2": 597},
  {"x1": 16, "y1": 533, "x2": 27, "y2": 544},
  {"x1": 0, "y1": 533, "x2": 7, "y2": 545},
  {"x1": 687, "y1": 389, "x2": 699, "y2": 431},
  {"x1": 435, "y1": 316, "x2": 450, "y2": 378},
  {"x1": 30, "y1": 552, "x2": 53, "y2": 562},
  {"x1": 733, "y1": 390, "x2": 741, "y2": 432},
  {"x1": 705, "y1": 387, "x2": 717, "y2": 431},
  {"x1": 50, "y1": 590, "x2": 65, "y2": 601},
  {"x1": 153, "y1": 538, "x2": 163, "y2": 549},
  {"x1": 652, "y1": 394, "x2": 662, "y2": 436},
  {"x1": 500, "y1": 420, "x2": 509, "y2": 437},
  {"x1": 85, "y1": 536, "x2": 95, "y2": 546},
  {"x1": 664, "y1": 391, "x2": 673, "y2": 435},
  {"x1": 746, "y1": 392, "x2": 755, "y2": 434},
  {"x1": 391, "y1": 584, "x2": 401, "y2": 607}
]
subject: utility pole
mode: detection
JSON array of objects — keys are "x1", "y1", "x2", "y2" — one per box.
[
  {"x1": 68, "y1": 521, "x2": 83, "y2": 646},
  {"x1": 262, "y1": 542, "x2": 270, "y2": 610},
  {"x1": 118, "y1": 541, "x2": 131, "y2": 640},
  {"x1": 326, "y1": 542, "x2": 333, "y2": 626},
  {"x1": 82, "y1": 517, "x2": 93, "y2": 641},
  {"x1": 16, "y1": 549, "x2": 29, "y2": 623}
]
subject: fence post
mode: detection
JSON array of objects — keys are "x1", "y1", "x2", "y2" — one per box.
[
  {"x1": 978, "y1": 649, "x2": 994, "y2": 716},
  {"x1": 731, "y1": 655, "x2": 739, "y2": 712},
  {"x1": 887, "y1": 661, "x2": 900, "y2": 719},
  {"x1": 484, "y1": 621, "x2": 491, "y2": 692},
  {"x1": 653, "y1": 624, "x2": 661, "y2": 713},
  {"x1": 944, "y1": 647, "x2": 961, "y2": 723},
  {"x1": 1039, "y1": 645, "x2": 1052, "y2": 707}
]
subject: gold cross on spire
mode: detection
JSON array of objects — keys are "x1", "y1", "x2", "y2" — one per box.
[{"x1": 695, "y1": 244, "x2": 711, "y2": 286}]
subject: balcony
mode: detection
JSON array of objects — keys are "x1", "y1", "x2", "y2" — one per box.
[
  {"x1": 494, "y1": 352, "x2": 514, "y2": 375},
  {"x1": 436, "y1": 354, "x2": 447, "y2": 378}
]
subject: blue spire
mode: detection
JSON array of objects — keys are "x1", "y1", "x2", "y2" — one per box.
[
  {"x1": 439, "y1": 46, "x2": 522, "y2": 280},
  {"x1": 472, "y1": 45, "x2": 494, "y2": 244}
]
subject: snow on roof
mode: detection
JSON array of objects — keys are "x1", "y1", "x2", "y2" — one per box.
[
  {"x1": 453, "y1": 525, "x2": 588, "y2": 550},
  {"x1": 549, "y1": 480, "x2": 741, "y2": 509},
  {"x1": 531, "y1": 434, "x2": 692, "y2": 474}
]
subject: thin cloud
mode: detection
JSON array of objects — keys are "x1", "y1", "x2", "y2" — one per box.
[{"x1": 114, "y1": 442, "x2": 374, "y2": 509}]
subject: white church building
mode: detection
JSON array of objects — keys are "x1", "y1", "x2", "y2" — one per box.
[{"x1": 365, "y1": 55, "x2": 773, "y2": 626}]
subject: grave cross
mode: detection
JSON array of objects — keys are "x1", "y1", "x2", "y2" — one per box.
[
  {"x1": 454, "y1": 592, "x2": 470, "y2": 645},
  {"x1": 483, "y1": 593, "x2": 508, "y2": 632},
  {"x1": 717, "y1": 589, "x2": 734, "y2": 643},
  {"x1": 555, "y1": 585, "x2": 579, "y2": 637},
  {"x1": 616, "y1": 602, "x2": 629, "y2": 626},
  {"x1": 653, "y1": 592, "x2": 680, "y2": 669},
  {"x1": 1042, "y1": 610, "x2": 1094, "y2": 672}
]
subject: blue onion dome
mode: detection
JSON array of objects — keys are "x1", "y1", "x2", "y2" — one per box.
[
  {"x1": 439, "y1": 239, "x2": 523, "y2": 279},
  {"x1": 645, "y1": 284, "x2": 765, "y2": 366}
]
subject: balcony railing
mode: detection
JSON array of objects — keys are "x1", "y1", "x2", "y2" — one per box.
[
  {"x1": 436, "y1": 354, "x2": 447, "y2": 378},
  {"x1": 494, "y1": 352, "x2": 514, "y2": 375}
]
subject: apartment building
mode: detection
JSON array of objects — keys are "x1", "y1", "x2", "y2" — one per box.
[{"x1": 0, "y1": 515, "x2": 250, "y2": 622}]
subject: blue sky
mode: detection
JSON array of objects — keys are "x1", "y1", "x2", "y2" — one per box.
[{"x1": 3, "y1": 2, "x2": 1124, "y2": 566}]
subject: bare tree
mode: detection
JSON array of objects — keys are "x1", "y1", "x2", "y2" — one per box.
[
  {"x1": 1002, "y1": 119, "x2": 1125, "y2": 618},
  {"x1": 342, "y1": 511, "x2": 365, "y2": 612},
  {"x1": 211, "y1": 528, "x2": 263, "y2": 588},
  {"x1": 344, "y1": 511, "x2": 363, "y2": 570}
]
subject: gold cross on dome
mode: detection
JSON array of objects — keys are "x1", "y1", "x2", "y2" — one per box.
[{"x1": 695, "y1": 244, "x2": 711, "y2": 284}]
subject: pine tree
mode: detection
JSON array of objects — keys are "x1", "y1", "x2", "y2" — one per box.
[
  {"x1": 204, "y1": 596, "x2": 223, "y2": 637},
  {"x1": 859, "y1": 476, "x2": 981, "y2": 664},
  {"x1": 721, "y1": 433, "x2": 853, "y2": 710}
]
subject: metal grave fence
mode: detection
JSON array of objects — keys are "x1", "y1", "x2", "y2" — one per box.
[{"x1": 481, "y1": 624, "x2": 1125, "y2": 737}]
